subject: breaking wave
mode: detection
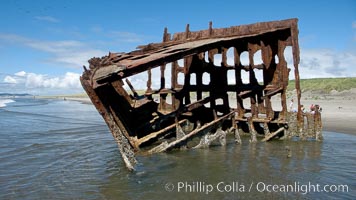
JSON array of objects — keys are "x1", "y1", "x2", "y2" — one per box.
[{"x1": 0, "y1": 99, "x2": 15, "y2": 108}]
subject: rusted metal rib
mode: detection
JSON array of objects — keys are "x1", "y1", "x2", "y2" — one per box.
[
  {"x1": 151, "y1": 111, "x2": 235, "y2": 153},
  {"x1": 136, "y1": 119, "x2": 187, "y2": 146}
]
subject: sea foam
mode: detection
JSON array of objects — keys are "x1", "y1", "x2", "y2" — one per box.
[{"x1": 0, "y1": 99, "x2": 15, "y2": 108}]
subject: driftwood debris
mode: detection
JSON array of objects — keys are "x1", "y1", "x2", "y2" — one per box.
[{"x1": 80, "y1": 18, "x2": 322, "y2": 170}]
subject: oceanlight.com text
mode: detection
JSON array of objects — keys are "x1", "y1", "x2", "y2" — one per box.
[{"x1": 164, "y1": 181, "x2": 349, "y2": 195}]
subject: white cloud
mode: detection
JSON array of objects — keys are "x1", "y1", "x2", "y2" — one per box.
[
  {"x1": 58, "y1": 72, "x2": 81, "y2": 89},
  {"x1": 273, "y1": 47, "x2": 356, "y2": 79},
  {"x1": 4, "y1": 76, "x2": 17, "y2": 84},
  {"x1": 24, "y1": 72, "x2": 81, "y2": 89},
  {"x1": 23, "y1": 40, "x2": 106, "y2": 67},
  {"x1": 50, "y1": 49, "x2": 107, "y2": 67},
  {"x1": 25, "y1": 73, "x2": 45, "y2": 88},
  {"x1": 15, "y1": 71, "x2": 26, "y2": 77},
  {"x1": 26, "y1": 40, "x2": 83, "y2": 53},
  {"x1": 1, "y1": 71, "x2": 82, "y2": 94},
  {"x1": 297, "y1": 48, "x2": 356, "y2": 78},
  {"x1": 34, "y1": 16, "x2": 60, "y2": 23},
  {"x1": 0, "y1": 34, "x2": 106, "y2": 68}
]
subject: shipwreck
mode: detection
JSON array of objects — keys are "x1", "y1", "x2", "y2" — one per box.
[{"x1": 80, "y1": 18, "x2": 322, "y2": 170}]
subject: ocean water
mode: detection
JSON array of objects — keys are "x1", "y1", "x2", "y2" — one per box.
[{"x1": 0, "y1": 97, "x2": 355, "y2": 199}]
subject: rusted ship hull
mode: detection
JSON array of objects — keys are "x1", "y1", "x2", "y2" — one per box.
[{"x1": 80, "y1": 19, "x2": 322, "y2": 170}]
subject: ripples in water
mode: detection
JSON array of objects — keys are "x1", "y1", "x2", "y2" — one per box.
[{"x1": 0, "y1": 98, "x2": 355, "y2": 199}]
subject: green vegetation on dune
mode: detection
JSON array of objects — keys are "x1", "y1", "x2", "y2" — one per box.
[{"x1": 287, "y1": 77, "x2": 356, "y2": 93}]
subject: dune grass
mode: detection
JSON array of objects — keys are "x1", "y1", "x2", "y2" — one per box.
[{"x1": 287, "y1": 77, "x2": 356, "y2": 92}]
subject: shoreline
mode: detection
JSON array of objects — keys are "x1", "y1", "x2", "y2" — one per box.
[{"x1": 63, "y1": 97, "x2": 92, "y2": 104}]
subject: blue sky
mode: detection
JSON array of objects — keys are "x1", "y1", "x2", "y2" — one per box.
[{"x1": 0, "y1": 0, "x2": 355, "y2": 95}]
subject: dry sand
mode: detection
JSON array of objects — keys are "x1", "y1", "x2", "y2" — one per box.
[
  {"x1": 64, "y1": 97, "x2": 92, "y2": 104},
  {"x1": 61, "y1": 89, "x2": 356, "y2": 135}
]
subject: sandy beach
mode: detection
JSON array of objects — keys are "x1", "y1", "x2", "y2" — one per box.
[
  {"x1": 295, "y1": 89, "x2": 356, "y2": 135},
  {"x1": 58, "y1": 89, "x2": 356, "y2": 135},
  {"x1": 301, "y1": 99, "x2": 356, "y2": 135}
]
